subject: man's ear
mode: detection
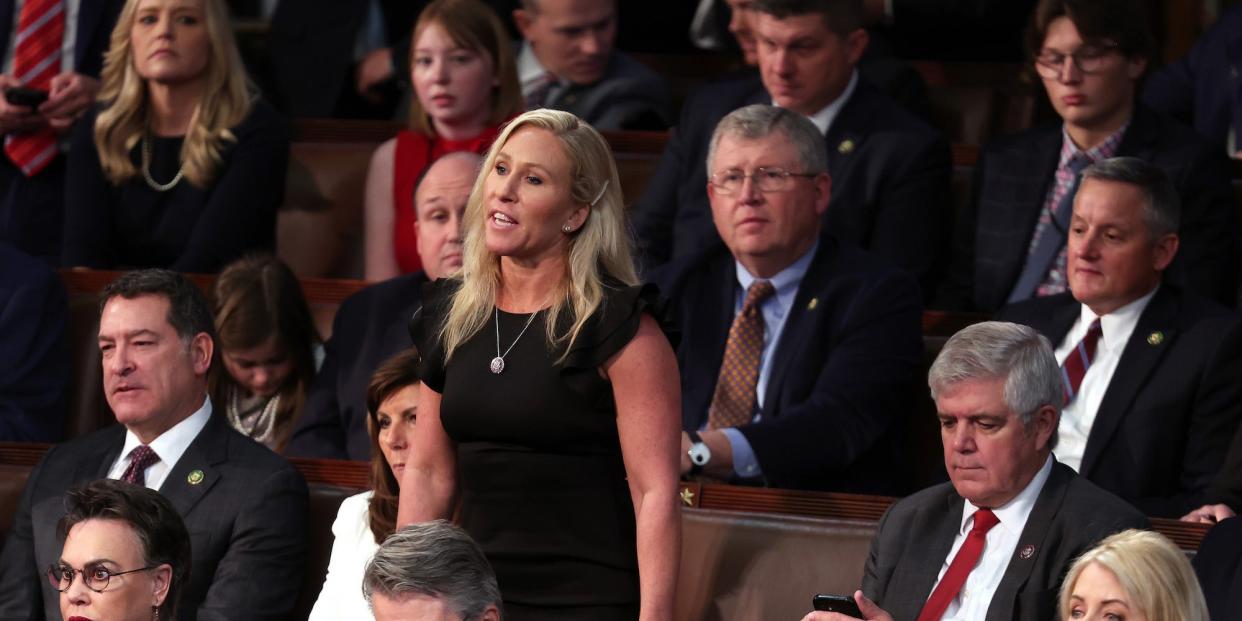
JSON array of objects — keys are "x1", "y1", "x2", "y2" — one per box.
[
  {"x1": 190, "y1": 333, "x2": 213, "y2": 375},
  {"x1": 480, "y1": 604, "x2": 502, "y2": 621},
  {"x1": 1032, "y1": 404, "x2": 1058, "y2": 451},
  {"x1": 1152, "y1": 232, "x2": 1179, "y2": 272},
  {"x1": 844, "y1": 28, "x2": 870, "y2": 65},
  {"x1": 813, "y1": 172, "x2": 832, "y2": 216},
  {"x1": 513, "y1": 8, "x2": 534, "y2": 39}
]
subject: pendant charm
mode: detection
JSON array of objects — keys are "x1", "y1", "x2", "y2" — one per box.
[{"x1": 489, "y1": 356, "x2": 505, "y2": 374}]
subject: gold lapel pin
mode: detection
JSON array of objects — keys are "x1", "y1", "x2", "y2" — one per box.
[
  {"x1": 837, "y1": 139, "x2": 855, "y2": 155},
  {"x1": 1147, "y1": 331, "x2": 1164, "y2": 346},
  {"x1": 679, "y1": 488, "x2": 695, "y2": 507},
  {"x1": 187, "y1": 470, "x2": 205, "y2": 485},
  {"x1": 807, "y1": 297, "x2": 819, "y2": 311}
]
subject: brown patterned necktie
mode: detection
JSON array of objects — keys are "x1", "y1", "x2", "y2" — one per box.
[
  {"x1": 120, "y1": 445, "x2": 160, "y2": 487},
  {"x1": 708, "y1": 280, "x2": 776, "y2": 429}
]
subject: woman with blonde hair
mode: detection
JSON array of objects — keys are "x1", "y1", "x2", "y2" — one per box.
[
  {"x1": 364, "y1": 0, "x2": 522, "y2": 281},
  {"x1": 210, "y1": 255, "x2": 320, "y2": 452},
  {"x1": 1060, "y1": 529, "x2": 1209, "y2": 621},
  {"x1": 402, "y1": 108, "x2": 681, "y2": 619},
  {"x1": 63, "y1": 0, "x2": 288, "y2": 272}
]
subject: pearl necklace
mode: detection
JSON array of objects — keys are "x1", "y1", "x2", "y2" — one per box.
[{"x1": 141, "y1": 133, "x2": 185, "y2": 192}]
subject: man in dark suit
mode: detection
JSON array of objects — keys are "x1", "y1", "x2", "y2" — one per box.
[
  {"x1": 0, "y1": 269, "x2": 308, "y2": 620},
  {"x1": 631, "y1": 0, "x2": 950, "y2": 297},
  {"x1": 998, "y1": 157, "x2": 1242, "y2": 519},
  {"x1": 1192, "y1": 516, "x2": 1242, "y2": 621},
  {"x1": 0, "y1": 242, "x2": 67, "y2": 442},
  {"x1": 939, "y1": 0, "x2": 1237, "y2": 313},
  {"x1": 288, "y1": 153, "x2": 477, "y2": 460},
  {"x1": 513, "y1": 0, "x2": 672, "y2": 130},
  {"x1": 1143, "y1": 4, "x2": 1242, "y2": 157},
  {"x1": 653, "y1": 104, "x2": 922, "y2": 494},
  {"x1": 0, "y1": 0, "x2": 124, "y2": 263},
  {"x1": 804, "y1": 321, "x2": 1146, "y2": 621}
]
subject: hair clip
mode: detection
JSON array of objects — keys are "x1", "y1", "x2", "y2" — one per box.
[{"x1": 589, "y1": 179, "x2": 610, "y2": 206}]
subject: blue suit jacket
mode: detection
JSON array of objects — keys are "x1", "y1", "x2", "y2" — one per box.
[
  {"x1": 997, "y1": 286, "x2": 1242, "y2": 517},
  {"x1": 1143, "y1": 5, "x2": 1242, "y2": 152},
  {"x1": 651, "y1": 231, "x2": 923, "y2": 493},
  {"x1": 287, "y1": 271, "x2": 426, "y2": 460},
  {"x1": 940, "y1": 104, "x2": 1239, "y2": 313},
  {"x1": 630, "y1": 73, "x2": 951, "y2": 298},
  {"x1": 0, "y1": 242, "x2": 67, "y2": 441}
]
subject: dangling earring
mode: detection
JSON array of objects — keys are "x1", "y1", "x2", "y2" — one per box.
[{"x1": 152, "y1": 606, "x2": 160, "y2": 621}]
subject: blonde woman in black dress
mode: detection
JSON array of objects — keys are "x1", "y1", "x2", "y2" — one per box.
[{"x1": 403, "y1": 108, "x2": 681, "y2": 620}]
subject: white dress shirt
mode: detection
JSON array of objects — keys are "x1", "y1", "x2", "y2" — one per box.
[
  {"x1": 1052, "y1": 287, "x2": 1157, "y2": 472},
  {"x1": 308, "y1": 491, "x2": 380, "y2": 621},
  {"x1": 773, "y1": 69, "x2": 858, "y2": 136},
  {"x1": 929, "y1": 454, "x2": 1054, "y2": 620},
  {"x1": 3, "y1": 0, "x2": 80, "y2": 75},
  {"x1": 106, "y1": 396, "x2": 212, "y2": 491}
]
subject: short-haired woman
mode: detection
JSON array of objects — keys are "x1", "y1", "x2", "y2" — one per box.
[{"x1": 1061, "y1": 529, "x2": 1209, "y2": 621}]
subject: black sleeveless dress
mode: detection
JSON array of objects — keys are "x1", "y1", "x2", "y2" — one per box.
[{"x1": 412, "y1": 278, "x2": 667, "y2": 620}]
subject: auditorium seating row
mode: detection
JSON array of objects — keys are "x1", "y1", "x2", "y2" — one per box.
[
  {"x1": 0, "y1": 442, "x2": 1209, "y2": 621},
  {"x1": 278, "y1": 120, "x2": 1242, "y2": 283}
]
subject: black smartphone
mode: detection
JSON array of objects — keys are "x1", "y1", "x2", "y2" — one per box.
[
  {"x1": 5, "y1": 87, "x2": 48, "y2": 107},
  {"x1": 813, "y1": 593, "x2": 863, "y2": 617}
]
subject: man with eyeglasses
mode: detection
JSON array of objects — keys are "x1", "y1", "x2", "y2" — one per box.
[
  {"x1": 651, "y1": 104, "x2": 922, "y2": 493},
  {"x1": 939, "y1": 0, "x2": 1238, "y2": 314},
  {"x1": 631, "y1": 0, "x2": 951, "y2": 299}
]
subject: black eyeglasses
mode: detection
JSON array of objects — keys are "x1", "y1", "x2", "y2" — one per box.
[
  {"x1": 48, "y1": 562, "x2": 158, "y2": 593},
  {"x1": 709, "y1": 167, "x2": 818, "y2": 195},
  {"x1": 1034, "y1": 43, "x2": 1121, "y2": 78}
]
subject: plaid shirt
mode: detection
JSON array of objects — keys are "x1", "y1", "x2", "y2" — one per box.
[{"x1": 1026, "y1": 122, "x2": 1130, "y2": 296}]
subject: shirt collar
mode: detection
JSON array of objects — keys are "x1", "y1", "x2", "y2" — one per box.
[
  {"x1": 960, "y1": 453, "x2": 1054, "y2": 537},
  {"x1": 1079, "y1": 285, "x2": 1159, "y2": 350},
  {"x1": 734, "y1": 237, "x2": 819, "y2": 308},
  {"x1": 119, "y1": 395, "x2": 213, "y2": 472},
  {"x1": 773, "y1": 69, "x2": 859, "y2": 136},
  {"x1": 1058, "y1": 118, "x2": 1130, "y2": 169},
  {"x1": 517, "y1": 40, "x2": 564, "y2": 89}
]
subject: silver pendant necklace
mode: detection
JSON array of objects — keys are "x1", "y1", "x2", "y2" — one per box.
[{"x1": 491, "y1": 306, "x2": 538, "y2": 374}]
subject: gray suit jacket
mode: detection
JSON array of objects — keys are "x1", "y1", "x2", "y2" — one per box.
[
  {"x1": 544, "y1": 51, "x2": 672, "y2": 131},
  {"x1": 863, "y1": 460, "x2": 1147, "y2": 621},
  {"x1": 0, "y1": 414, "x2": 309, "y2": 621}
]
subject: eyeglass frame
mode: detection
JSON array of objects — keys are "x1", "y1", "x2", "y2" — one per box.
[
  {"x1": 47, "y1": 562, "x2": 160, "y2": 594},
  {"x1": 708, "y1": 167, "x2": 820, "y2": 195},
  {"x1": 1033, "y1": 42, "x2": 1122, "y2": 78}
]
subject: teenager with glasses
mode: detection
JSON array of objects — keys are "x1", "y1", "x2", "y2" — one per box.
[
  {"x1": 938, "y1": 0, "x2": 1238, "y2": 314},
  {"x1": 52, "y1": 479, "x2": 191, "y2": 621}
]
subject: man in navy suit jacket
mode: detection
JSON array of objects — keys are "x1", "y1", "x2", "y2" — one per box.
[
  {"x1": 1143, "y1": 5, "x2": 1242, "y2": 157},
  {"x1": 288, "y1": 153, "x2": 476, "y2": 460},
  {"x1": 631, "y1": 0, "x2": 950, "y2": 297},
  {"x1": 0, "y1": 269, "x2": 308, "y2": 620},
  {"x1": 0, "y1": 0, "x2": 124, "y2": 263},
  {"x1": 940, "y1": 0, "x2": 1237, "y2": 313},
  {"x1": 0, "y1": 241, "x2": 68, "y2": 441},
  {"x1": 652, "y1": 104, "x2": 922, "y2": 493},
  {"x1": 997, "y1": 157, "x2": 1242, "y2": 519}
]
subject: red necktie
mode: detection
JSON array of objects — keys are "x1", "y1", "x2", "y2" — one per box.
[
  {"x1": 1061, "y1": 319, "x2": 1102, "y2": 405},
  {"x1": 917, "y1": 508, "x2": 1001, "y2": 621},
  {"x1": 707, "y1": 280, "x2": 775, "y2": 429},
  {"x1": 4, "y1": 0, "x2": 63, "y2": 176},
  {"x1": 120, "y1": 445, "x2": 161, "y2": 487}
]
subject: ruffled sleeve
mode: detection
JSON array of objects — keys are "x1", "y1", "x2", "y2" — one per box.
[
  {"x1": 407, "y1": 278, "x2": 459, "y2": 393},
  {"x1": 560, "y1": 281, "x2": 678, "y2": 375}
]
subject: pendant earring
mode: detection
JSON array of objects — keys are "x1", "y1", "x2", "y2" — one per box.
[{"x1": 153, "y1": 606, "x2": 160, "y2": 621}]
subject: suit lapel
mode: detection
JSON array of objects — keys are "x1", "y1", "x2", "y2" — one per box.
[
  {"x1": 74, "y1": 0, "x2": 106, "y2": 69},
  {"x1": 1041, "y1": 295, "x2": 1081, "y2": 345},
  {"x1": 0, "y1": 1, "x2": 12, "y2": 53},
  {"x1": 158, "y1": 414, "x2": 229, "y2": 516},
  {"x1": 761, "y1": 236, "x2": 833, "y2": 414},
  {"x1": 889, "y1": 490, "x2": 963, "y2": 619},
  {"x1": 1081, "y1": 287, "x2": 1178, "y2": 475},
  {"x1": 987, "y1": 461, "x2": 1071, "y2": 621},
  {"x1": 683, "y1": 253, "x2": 738, "y2": 431},
  {"x1": 823, "y1": 86, "x2": 869, "y2": 196}
]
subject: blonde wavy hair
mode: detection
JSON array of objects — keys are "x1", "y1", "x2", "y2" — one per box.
[
  {"x1": 406, "y1": 0, "x2": 523, "y2": 135},
  {"x1": 1059, "y1": 529, "x2": 1209, "y2": 621},
  {"x1": 94, "y1": 0, "x2": 253, "y2": 188},
  {"x1": 440, "y1": 109, "x2": 636, "y2": 361}
]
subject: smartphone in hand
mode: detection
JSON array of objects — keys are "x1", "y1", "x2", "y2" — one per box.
[
  {"x1": 4, "y1": 87, "x2": 48, "y2": 108},
  {"x1": 813, "y1": 593, "x2": 864, "y2": 617}
]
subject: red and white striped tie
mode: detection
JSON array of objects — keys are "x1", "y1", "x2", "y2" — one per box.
[{"x1": 5, "y1": 0, "x2": 64, "y2": 177}]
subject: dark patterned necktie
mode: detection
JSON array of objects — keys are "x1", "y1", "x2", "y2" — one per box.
[
  {"x1": 916, "y1": 508, "x2": 1001, "y2": 621},
  {"x1": 120, "y1": 445, "x2": 161, "y2": 487},
  {"x1": 708, "y1": 280, "x2": 776, "y2": 429},
  {"x1": 1061, "y1": 319, "x2": 1103, "y2": 405}
]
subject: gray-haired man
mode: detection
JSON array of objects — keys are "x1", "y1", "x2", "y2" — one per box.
[{"x1": 364, "y1": 520, "x2": 502, "y2": 621}]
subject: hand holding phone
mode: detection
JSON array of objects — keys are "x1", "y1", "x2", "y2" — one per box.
[
  {"x1": 813, "y1": 593, "x2": 864, "y2": 617},
  {"x1": 4, "y1": 87, "x2": 48, "y2": 108}
]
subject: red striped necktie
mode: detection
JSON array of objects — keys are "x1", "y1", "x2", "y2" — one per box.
[
  {"x1": 916, "y1": 508, "x2": 1001, "y2": 621},
  {"x1": 5, "y1": 0, "x2": 64, "y2": 177},
  {"x1": 1061, "y1": 319, "x2": 1103, "y2": 405}
]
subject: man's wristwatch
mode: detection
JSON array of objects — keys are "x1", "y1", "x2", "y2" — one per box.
[{"x1": 687, "y1": 430, "x2": 711, "y2": 476}]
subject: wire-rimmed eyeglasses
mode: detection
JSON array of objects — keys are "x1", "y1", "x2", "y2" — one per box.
[
  {"x1": 48, "y1": 562, "x2": 158, "y2": 593},
  {"x1": 1033, "y1": 43, "x2": 1121, "y2": 78},
  {"x1": 709, "y1": 167, "x2": 818, "y2": 195}
]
